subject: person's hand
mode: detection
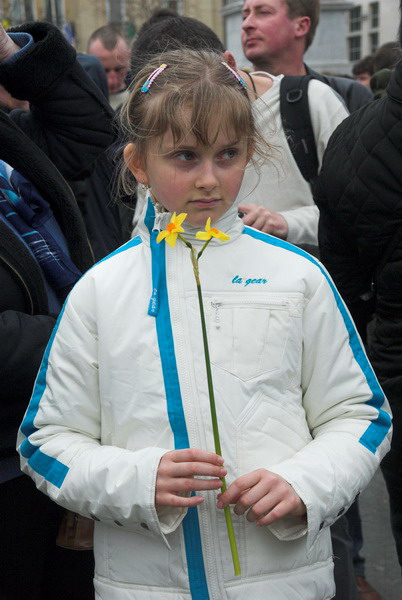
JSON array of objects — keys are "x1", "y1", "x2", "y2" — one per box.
[
  {"x1": 216, "y1": 469, "x2": 306, "y2": 527},
  {"x1": 0, "y1": 23, "x2": 22, "y2": 61},
  {"x1": 239, "y1": 203, "x2": 288, "y2": 239},
  {"x1": 155, "y1": 448, "x2": 226, "y2": 509}
]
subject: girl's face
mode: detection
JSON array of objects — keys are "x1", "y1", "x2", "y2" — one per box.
[{"x1": 125, "y1": 117, "x2": 251, "y2": 228}]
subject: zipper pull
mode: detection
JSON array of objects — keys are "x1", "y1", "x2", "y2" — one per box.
[{"x1": 211, "y1": 301, "x2": 221, "y2": 328}]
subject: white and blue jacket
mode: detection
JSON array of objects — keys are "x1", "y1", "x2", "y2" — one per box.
[{"x1": 18, "y1": 199, "x2": 391, "y2": 600}]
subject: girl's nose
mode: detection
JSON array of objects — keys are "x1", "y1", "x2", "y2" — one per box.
[{"x1": 195, "y1": 163, "x2": 219, "y2": 192}]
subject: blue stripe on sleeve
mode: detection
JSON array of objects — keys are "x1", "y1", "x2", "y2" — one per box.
[
  {"x1": 149, "y1": 227, "x2": 210, "y2": 600},
  {"x1": 19, "y1": 237, "x2": 143, "y2": 487},
  {"x1": 242, "y1": 227, "x2": 391, "y2": 455}
]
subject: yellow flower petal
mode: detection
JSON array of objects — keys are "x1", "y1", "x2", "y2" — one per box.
[
  {"x1": 217, "y1": 232, "x2": 230, "y2": 241},
  {"x1": 174, "y1": 213, "x2": 187, "y2": 227},
  {"x1": 205, "y1": 217, "x2": 211, "y2": 231},
  {"x1": 165, "y1": 232, "x2": 178, "y2": 247},
  {"x1": 196, "y1": 231, "x2": 212, "y2": 240},
  {"x1": 156, "y1": 230, "x2": 168, "y2": 244}
]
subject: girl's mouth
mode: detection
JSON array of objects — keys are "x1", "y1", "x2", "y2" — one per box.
[{"x1": 191, "y1": 198, "x2": 220, "y2": 208}]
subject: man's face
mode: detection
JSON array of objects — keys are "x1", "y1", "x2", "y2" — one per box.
[
  {"x1": 355, "y1": 72, "x2": 371, "y2": 88},
  {"x1": 241, "y1": 0, "x2": 298, "y2": 65},
  {"x1": 88, "y1": 38, "x2": 130, "y2": 95}
]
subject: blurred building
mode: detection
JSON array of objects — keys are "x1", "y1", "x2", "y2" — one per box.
[
  {"x1": 222, "y1": 0, "x2": 400, "y2": 76},
  {"x1": 0, "y1": 1, "x2": 224, "y2": 51}
]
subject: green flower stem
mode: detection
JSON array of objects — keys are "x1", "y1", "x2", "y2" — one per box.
[
  {"x1": 178, "y1": 233, "x2": 192, "y2": 249},
  {"x1": 197, "y1": 238, "x2": 212, "y2": 260},
  {"x1": 195, "y1": 271, "x2": 241, "y2": 577},
  {"x1": 176, "y1": 230, "x2": 240, "y2": 575}
]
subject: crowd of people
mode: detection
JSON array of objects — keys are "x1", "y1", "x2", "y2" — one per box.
[{"x1": 0, "y1": 1, "x2": 400, "y2": 599}]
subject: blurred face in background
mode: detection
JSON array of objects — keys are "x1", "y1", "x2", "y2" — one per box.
[
  {"x1": 354, "y1": 72, "x2": 372, "y2": 88},
  {"x1": 88, "y1": 37, "x2": 130, "y2": 95}
]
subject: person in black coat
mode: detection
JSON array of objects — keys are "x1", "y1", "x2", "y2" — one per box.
[
  {"x1": 315, "y1": 5, "x2": 402, "y2": 577},
  {"x1": 0, "y1": 21, "x2": 127, "y2": 260},
  {"x1": 0, "y1": 22, "x2": 118, "y2": 600}
]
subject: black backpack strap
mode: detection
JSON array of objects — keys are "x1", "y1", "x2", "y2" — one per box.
[{"x1": 280, "y1": 75, "x2": 319, "y2": 188}]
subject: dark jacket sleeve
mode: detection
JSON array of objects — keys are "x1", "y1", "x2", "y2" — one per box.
[
  {"x1": 0, "y1": 22, "x2": 114, "y2": 180},
  {"x1": 316, "y1": 171, "x2": 375, "y2": 342},
  {"x1": 0, "y1": 310, "x2": 55, "y2": 428},
  {"x1": 316, "y1": 82, "x2": 402, "y2": 341}
]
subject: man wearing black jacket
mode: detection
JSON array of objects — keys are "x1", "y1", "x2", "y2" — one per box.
[
  {"x1": 316, "y1": 1, "x2": 402, "y2": 587},
  {"x1": 0, "y1": 22, "x2": 116, "y2": 600}
]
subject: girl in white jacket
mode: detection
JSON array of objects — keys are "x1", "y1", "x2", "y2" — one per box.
[{"x1": 19, "y1": 50, "x2": 391, "y2": 600}]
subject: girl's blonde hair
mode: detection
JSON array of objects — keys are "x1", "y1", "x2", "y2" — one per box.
[{"x1": 118, "y1": 49, "x2": 271, "y2": 196}]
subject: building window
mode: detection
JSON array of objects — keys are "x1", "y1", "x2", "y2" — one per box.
[
  {"x1": 349, "y1": 6, "x2": 362, "y2": 32},
  {"x1": 349, "y1": 36, "x2": 361, "y2": 62},
  {"x1": 369, "y1": 31, "x2": 379, "y2": 54},
  {"x1": 370, "y1": 2, "x2": 379, "y2": 28}
]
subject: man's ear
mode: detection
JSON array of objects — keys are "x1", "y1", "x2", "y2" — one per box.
[
  {"x1": 123, "y1": 143, "x2": 149, "y2": 185},
  {"x1": 294, "y1": 16, "x2": 311, "y2": 40},
  {"x1": 223, "y1": 50, "x2": 237, "y2": 69}
]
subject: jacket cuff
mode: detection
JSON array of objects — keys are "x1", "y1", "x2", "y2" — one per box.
[{"x1": 1, "y1": 22, "x2": 76, "y2": 100}]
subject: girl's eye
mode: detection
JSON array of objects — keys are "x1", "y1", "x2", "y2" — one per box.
[
  {"x1": 220, "y1": 149, "x2": 237, "y2": 160},
  {"x1": 175, "y1": 151, "x2": 195, "y2": 162}
]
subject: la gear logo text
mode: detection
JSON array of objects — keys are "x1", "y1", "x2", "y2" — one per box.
[{"x1": 232, "y1": 275, "x2": 268, "y2": 287}]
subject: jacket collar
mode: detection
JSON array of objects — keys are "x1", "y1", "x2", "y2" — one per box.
[{"x1": 138, "y1": 197, "x2": 244, "y2": 247}]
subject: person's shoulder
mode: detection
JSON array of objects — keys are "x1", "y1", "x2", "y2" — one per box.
[
  {"x1": 307, "y1": 78, "x2": 350, "y2": 122},
  {"x1": 307, "y1": 77, "x2": 344, "y2": 104},
  {"x1": 94, "y1": 236, "x2": 144, "y2": 270},
  {"x1": 241, "y1": 227, "x2": 321, "y2": 267},
  {"x1": 83, "y1": 236, "x2": 144, "y2": 280},
  {"x1": 66, "y1": 236, "x2": 144, "y2": 306},
  {"x1": 253, "y1": 72, "x2": 282, "y2": 103}
]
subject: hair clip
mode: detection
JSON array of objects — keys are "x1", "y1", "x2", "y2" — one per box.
[
  {"x1": 141, "y1": 63, "x2": 168, "y2": 93},
  {"x1": 221, "y1": 62, "x2": 247, "y2": 89}
]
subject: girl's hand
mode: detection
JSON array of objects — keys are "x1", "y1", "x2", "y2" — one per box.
[
  {"x1": 156, "y1": 449, "x2": 226, "y2": 509},
  {"x1": 216, "y1": 468, "x2": 306, "y2": 527},
  {"x1": 238, "y1": 203, "x2": 288, "y2": 239}
]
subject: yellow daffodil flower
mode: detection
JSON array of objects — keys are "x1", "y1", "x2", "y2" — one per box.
[
  {"x1": 156, "y1": 212, "x2": 187, "y2": 247},
  {"x1": 196, "y1": 218, "x2": 230, "y2": 242}
]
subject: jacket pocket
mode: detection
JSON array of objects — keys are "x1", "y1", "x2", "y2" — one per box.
[{"x1": 206, "y1": 293, "x2": 294, "y2": 381}]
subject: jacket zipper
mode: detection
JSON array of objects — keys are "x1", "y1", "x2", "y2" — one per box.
[
  {"x1": 0, "y1": 252, "x2": 34, "y2": 314},
  {"x1": 167, "y1": 245, "x2": 223, "y2": 599},
  {"x1": 211, "y1": 298, "x2": 289, "y2": 327}
]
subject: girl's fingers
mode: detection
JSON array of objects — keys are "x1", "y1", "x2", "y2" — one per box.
[
  {"x1": 232, "y1": 480, "x2": 274, "y2": 516},
  {"x1": 165, "y1": 461, "x2": 227, "y2": 478},
  {"x1": 168, "y1": 448, "x2": 224, "y2": 465},
  {"x1": 217, "y1": 471, "x2": 262, "y2": 508},
  {"x1": 255, "y1": 500, "x2": 292, "y2": 526},
  {"x1": 242, "y1": 492, "x2": 283, "y2": 522},
  {"x1": 159, "y1": 476, "x2": 223, "y2": 494},
  {"x1": 156, "y1": 492, "x2": 205, "y2": 509}
]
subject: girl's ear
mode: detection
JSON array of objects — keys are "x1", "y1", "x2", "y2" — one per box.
[{"x1": 123, "y1": 143, "x2": 149, "y2": 185}]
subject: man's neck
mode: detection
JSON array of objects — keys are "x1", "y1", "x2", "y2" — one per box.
[{"x1": 251, "y1": 54, "x2": 306, "y2": 77}]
